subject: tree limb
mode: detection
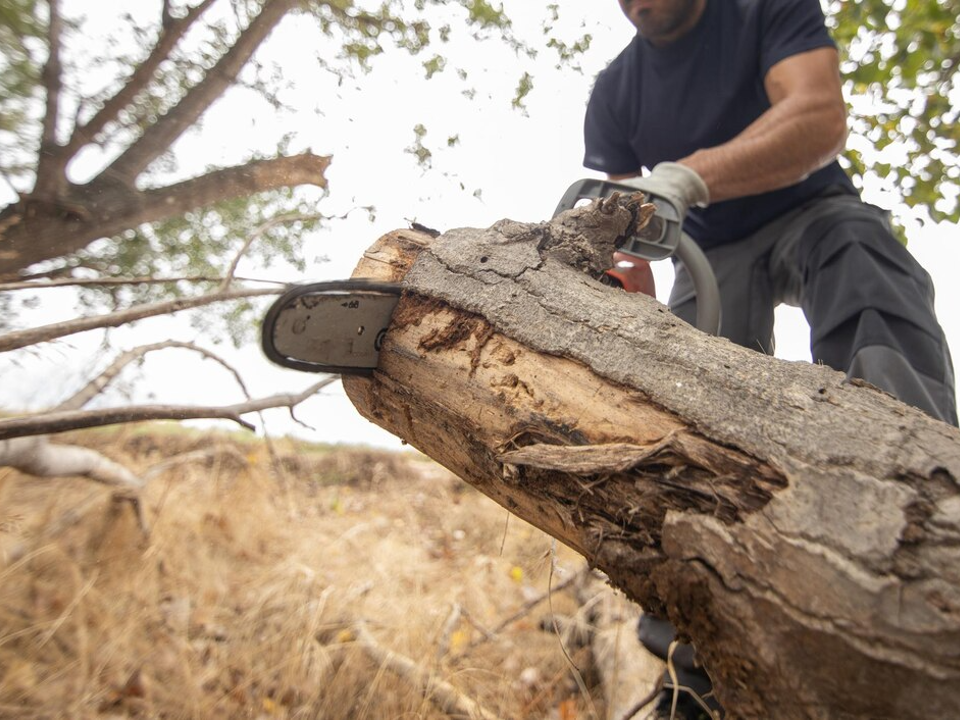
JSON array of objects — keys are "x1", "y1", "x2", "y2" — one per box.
[
  {"x1": 0, "y1": 378, "x2": 337, "y2": 440},
  {"x1": 103, "y1": 0, "x2": 299, "y2": 184},
  {"x1": 136, "y1": 153, "x2": 331, "y2": 224},
  {"x1": 0, "y1": 274, "x2": 278, "y2": 291},
  {"x1": 62, "y1": 0, "x2": 218, "y2": 162},
  {"x1": 34, "y1": 0, "x2": 65, "y2": 199},
  {"x1": 221, "y1": 212, "x2": 325, "y2": 291},
  {"x1": 0, "y1": 436, "x2": 143, "y2": 489},
  {"x1": 0, "y1": 286, "x2": 279, "y2": 353},
  {"x1": 56, "y1": 340, "x2": 254, "y2": 412},
  {"x1": 349, "y1": 622, "x2": 503, "y2": 720},
  {"x1": 0, "y1": 154, "x2": 330, "y2": 276}
]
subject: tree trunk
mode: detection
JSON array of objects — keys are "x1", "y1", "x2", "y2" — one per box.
[{"x1": 341, "y1": 196, "x2": 960, "y2": 720}]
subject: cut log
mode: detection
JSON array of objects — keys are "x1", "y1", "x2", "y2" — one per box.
[{"x1": 342, "y1": 194, "x2": 960, "y2": 720}]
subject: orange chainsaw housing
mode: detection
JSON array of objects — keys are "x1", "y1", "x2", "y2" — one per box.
[{"x1": 605, "y1": 251, "x2": 656, "y2": 297}]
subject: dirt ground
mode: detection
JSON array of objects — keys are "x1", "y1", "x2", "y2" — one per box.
[{"x1": 0, "y1": 425, "x2": 648, "y2": 719}]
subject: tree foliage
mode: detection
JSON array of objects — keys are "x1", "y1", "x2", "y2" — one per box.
[{"x1": 828, "y1": 0, "x2": 960, "y2": 223}]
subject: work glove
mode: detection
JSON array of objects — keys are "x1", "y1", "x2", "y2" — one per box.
[{"x1": 615, "y1": 162, "x2": 710, "y2": 214}]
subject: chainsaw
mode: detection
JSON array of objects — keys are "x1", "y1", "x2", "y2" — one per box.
[{"x1": 260, "y1": 179, "x2": 721, "y2": 376}]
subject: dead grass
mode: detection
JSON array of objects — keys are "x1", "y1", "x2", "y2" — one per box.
[{"x1": 0, "y1": 426, "x2": 609, "y2": 719}]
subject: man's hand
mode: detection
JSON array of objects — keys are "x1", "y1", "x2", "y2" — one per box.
[{"x1": 613, "y1": 162, "x2": 710, "y2": 217}]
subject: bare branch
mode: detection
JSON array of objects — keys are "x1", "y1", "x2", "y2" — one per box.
[
  {"x1": 34, "y1": 0, "x2": 65, "y2": 198},
  {"x1": 63, "y1": 0, "x2": 218, "y2": 160},
  {"x1": 457, "y1": 569, "x2": 587, "y2": 656},
  {"x1": 0, "y1": 436, "x2": 143, "y2": 489},
  {"x1": 56, "y1": 340, "x2": 254, "y2": 412},
  {"x1": 348, "y1": 622, "x2": 503, "y2": 720},
  {"x1": 0, "y1": 274, "x2": 283, "y2": 291},
  {"x1": 221, "y1": 212, "x2": 324, "y2": 291},
  {"x1": 103, "y1": 0, "x2": 299, "y2": 184},
  {"x1": 135, "y1": 153, "x2": 331, "y2": 223},
  {"x1": 0, "y1": 286, "x2": 279, "y2": 353},
  {"x1": 0, "y1": 378, "x2": 337, "y2": 440}
]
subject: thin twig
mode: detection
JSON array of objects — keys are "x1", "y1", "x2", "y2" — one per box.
[
  {"x1": 619, "y1": 676, "x2": 665, "y2": 720},
  {"x1": 56, "y1": 340, "x2": 254, "y2": 412},
  {"x1": 459, "y1": 567, "x2": 587, "y2": 656},
  {"x1": 220, "y1": 213, "x2": 324, "y2": 291},
  {"x1": 350, "y1": 622, "x2": 503, "y2": 720}
]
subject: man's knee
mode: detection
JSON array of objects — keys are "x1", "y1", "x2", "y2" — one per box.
[{"x1": 800, "y1": 214, "x2": 957, "y2": 424}]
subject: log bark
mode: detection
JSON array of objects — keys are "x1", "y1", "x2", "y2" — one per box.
[{"x1": 341, "y1": 195, "x2": 960, "y2": 720}]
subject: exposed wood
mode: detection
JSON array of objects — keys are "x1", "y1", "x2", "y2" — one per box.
[{"x1": 342, "y1": 199, "x2": 960, "y2": 719}]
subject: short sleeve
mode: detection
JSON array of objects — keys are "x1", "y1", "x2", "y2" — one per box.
[
  {"x1": 759, "y1": 0, "x2": 836, "y2": 76},
  {"x1": 583, "y1": 72, "x2": 640, "y2": 175}
]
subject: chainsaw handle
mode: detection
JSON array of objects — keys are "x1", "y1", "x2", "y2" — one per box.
[
  {"x1": 675, "y1": 231, "x2": 721, "y2": 337},
  {"x1": 554, "y1": 178, "x2": 721, "y2": 336}
]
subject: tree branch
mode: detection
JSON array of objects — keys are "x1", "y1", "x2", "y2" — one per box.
[
  {"x1": 134, "y1": 153, "x2": 331, "y2": 226},
  {"x1": 0, "y1": 274, "x2": 281, "y2": 291},
  {"x1": 62, "y1": 0, "x2": 218, "y2": 161},
  {"x1": 347, "y1": 622, "x2": 503, "y2": 720},
  {"x1": 0, "y1": 154, "x2": 330, "y2": 276},
  {"x1": 0, "y1": 377, "x2": 337, "y2": 440},
  {"x1": 221, "y1": 212, "x2": 324, "y2": 290},
  {"x1": 0, "y1": 286, "x2": 279, "y2": 353},
  {"x1": 34, "y1": 0, "x2": 65, "y2": 198},
  {"x1": 0, "y1": 436, "x2": 143, "y2": 489},
  {"x1": 56, "y1": 340, "x2": 254, "y2": 412},
  {"x1": 103, "y1": 0, "x2": 299, "y2": 184}
]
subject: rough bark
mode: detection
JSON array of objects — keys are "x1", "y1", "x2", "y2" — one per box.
[{"x1": 341, "y1": 195, "x2": 960, "y2": 719}]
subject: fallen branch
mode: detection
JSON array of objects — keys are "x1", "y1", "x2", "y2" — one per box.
[
  {"x1": 0, "y1": 436, "x2": 142, "y2": 490},
  {"x1": 0, "y1": 378, "x2": 337, "y2": 440},
  {"x1": 350, "y1": 622, "x2": 502, "y2": 720},
  {"x1": 574, "y1": 575, "x2": 663, "y2": 720},
  {"x1": 459, "y1": 568, "x2": 586, "y2": 656}
]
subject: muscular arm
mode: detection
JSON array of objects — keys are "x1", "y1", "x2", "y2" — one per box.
[
  {"x1": 680, "y1": 46, "x2": 848, "y2": 202},
  {"x1": 610, "y1": 47, "x2": 849, "y2": 202}
]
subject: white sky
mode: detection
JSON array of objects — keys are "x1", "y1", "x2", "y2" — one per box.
[{"x1": 1, "y1": 0, "x2": 958, "y2": 449}]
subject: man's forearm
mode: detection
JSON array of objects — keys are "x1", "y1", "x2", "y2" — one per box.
[
  {"x1": 679, "y1": 47, "x2": 849, "y2": 203},
  {"x1": 680, "y1": 92, "x2": 847, "y2": 203}
]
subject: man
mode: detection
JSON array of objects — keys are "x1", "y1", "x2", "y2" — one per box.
[{"x1": 583, "y1": 0, "x2": 958, "y2": 717}]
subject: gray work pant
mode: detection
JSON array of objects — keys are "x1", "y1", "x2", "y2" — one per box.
[{"x1": 669, "y1": 189, "x2": 958, "y2": 426}]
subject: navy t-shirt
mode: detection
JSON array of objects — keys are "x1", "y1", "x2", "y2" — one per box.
[{"x1": 584, "y1": 0, "x2": 856, "y2": 248}]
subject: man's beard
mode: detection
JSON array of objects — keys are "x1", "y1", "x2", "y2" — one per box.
[{"x1": 632, "y1": 0, "x2": 702, "y2": 44}]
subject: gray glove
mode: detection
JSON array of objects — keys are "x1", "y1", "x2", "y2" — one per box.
[{"x1": 615, "y1": 162, "x2": 710, "y2": 213}]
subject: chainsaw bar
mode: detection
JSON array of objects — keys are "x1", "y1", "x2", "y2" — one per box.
[{"x1": 261, "y1": 279, "x2": 402, "y2": 375}]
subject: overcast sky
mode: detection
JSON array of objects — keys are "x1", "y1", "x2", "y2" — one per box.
[{"x1": 2, "y1": 0, "x2": 958, "y2": 449}]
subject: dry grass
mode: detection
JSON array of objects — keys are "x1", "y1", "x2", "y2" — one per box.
[{"x1": 0, "y1": 426, "x2": 612, "y2": 719}]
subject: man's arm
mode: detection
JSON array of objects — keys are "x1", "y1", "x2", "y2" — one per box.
[{"x1": 678, "y1": 46, "x2": 848, "y2": 203}]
